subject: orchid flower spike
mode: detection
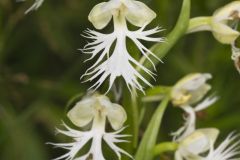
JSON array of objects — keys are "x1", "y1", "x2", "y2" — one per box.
[
  {"x1": 175, "y1": 128, "x2": 240, "y2": 160},
  {"x1": 171, "y1": 73, "x2": 218, "y2": 141},
  {"x1": 17, "y1": 0, "x2": 44, "y2": 14},
  {"x1": 188, "y1": 1, "x2": 240, "y2": 73},
  {"x1": 81, "y1": 0, "x2": 164, "y2": 93},
  {"x1": 49, "y1": 94, "x2": 132, "y2": 160}
]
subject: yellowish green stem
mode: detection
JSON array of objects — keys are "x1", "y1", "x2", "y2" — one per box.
[
  {"x1": 137, "y1": 0, "x2": 191, "y2": 82},
  {"x1": 154, "y1": 142, "x2": 178, "y2": 156},
  {"x1": 131, "y1": 89, "x2": 139, "y2": 148},
  {"x1": 187, "y1": 16, "x2": 212, "y2": 33}
]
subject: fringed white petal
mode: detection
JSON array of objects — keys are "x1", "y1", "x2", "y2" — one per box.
[
  {"x1": 173, "y1": 96, "x2": 217, "y2": 141},
  {"x1": 24, "y1": 0, "x2": 44, "y2": 14},
  {"x1": 172, "y1": 106, "x2": 196, "y2": 141},
  {"x1": 231, "y1": 42, "x2": 240, "y2": 73},
  {"x1": 103, "y1": 127, "x2": 133, "y2": 159},
  {"x1": 81, "y1": 26, "x2": 163, "y2": 93},
  {"x1": 127, "y1": 25, "x2": 165, "y2": 69},
  {"x1": 50, "y1": 123, "x2": 132, "y2": 160},
  {"x1": 194, "y1": 96, "x2": 218, "y2": 112},
  {"x1": 206, "y1": 133, "x2": 240, "y2": 160},
  {"x1": 49, "y1": 124, "x2": 92, "y2": 160}
]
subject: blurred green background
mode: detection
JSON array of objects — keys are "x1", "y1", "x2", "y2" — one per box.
[{"x1": 0, "y1": 0, "x2": 240, "y2": 160}]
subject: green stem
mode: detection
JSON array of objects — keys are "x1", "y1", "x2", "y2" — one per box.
[
  {"x1": 131, "y1": 90, "x2": 139, "y2": 148},
  {"x1": 187, "y1": 16, "x2": 212, "y2": 33},
  {"x1": 153, "y1": 142, "x2": 178, "y2": 156},
  {"x1": 122, "y1": 89, "x2": 139, "y2": 154},
  {"x1": 138, "y1": 0, "x2": 191, "y2": 75},
  {"x1": 135, "y1": 95, "x2": 170, "y2": 160}
]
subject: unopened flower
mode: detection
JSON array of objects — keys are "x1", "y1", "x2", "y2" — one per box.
[
  {"x1": 49, "y1": 94, "x2": 132, "y2": 160},
  {"x1": 175, "y1": 128, "x2": 240, "y2": 160},
  {"x1": 188, "y1": 1, "x2": 240, "y2": 73},
  {"x1": 171, "y1": 73, "x2": 218, "y2": 141},
  {"x1": 188, "y1": 1, "x2": 240, "y2": 44},
  {"x1": 17, "y1": 0, "x2": 44, "y2": 14},
  {"x1": 81, "y1": 0, "x2": 164, "y2": 93},
  {"x1": 211, "y1": 1, "x2": 240, "y2": 44}
]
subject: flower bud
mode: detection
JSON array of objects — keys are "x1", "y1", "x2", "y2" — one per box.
[
  {"x1": 188, "y1": 1, "x2": 240, "y2": 44},
  {"x1": 211, "y1": 1, "x2": 240, "y2": 44}
]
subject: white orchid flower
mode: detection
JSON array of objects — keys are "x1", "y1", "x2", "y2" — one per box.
[
  {"x1": 175, "y1": 128, "x2": 219, "y2": 160},
  {"x1": 17, "y1": 0, "x2": 44, "y2": 14},
  {"x1": 81, "y1": 0, "x2": 164, "y2": 93},
  {"x1": 175, "y1": 128, "x2": 240, "y2": 160},
  {"x1": 171, "y1": 73, "x2": 218, "y2": 141},
  {"x1": 49, "y1": 94, "x2": 132, "y2": 160},
  {"x1": 205, "y1": 132, "x2": 240, "y2": 160}
]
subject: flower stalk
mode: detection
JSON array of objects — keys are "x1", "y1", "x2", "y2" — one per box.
[
  {"x1": 188, "y1": 17, "x2": 212, "y2": 33},
  {"x1": 138, "y1": 0, "x2": 191, "y2": 76},
  {"x1": 153, "y1": 142, "x2": 179, "y2": 156}
]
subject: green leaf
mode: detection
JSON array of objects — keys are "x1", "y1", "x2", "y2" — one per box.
[{"x1": 135, "y1": 96, "x2": 170, "y2": 160}]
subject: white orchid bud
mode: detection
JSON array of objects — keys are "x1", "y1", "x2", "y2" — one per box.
[
  {"x1": 211, "y1": 1, "x2": 240, "y2": 44},
  {"x1": 188, "y1": 1, "x2": 240, "y2": 44}
]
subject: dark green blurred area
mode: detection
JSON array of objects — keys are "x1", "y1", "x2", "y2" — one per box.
[{"x1": 0, "y1": 0, "x2": 239, "y2": 160}]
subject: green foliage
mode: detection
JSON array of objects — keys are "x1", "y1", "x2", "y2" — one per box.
[
  {"x1": 135, "y1": 96, "x2": 170, "y2": 160},
  {"x1": 1, "y1": 0, "x2": 240, "y2": 160}
]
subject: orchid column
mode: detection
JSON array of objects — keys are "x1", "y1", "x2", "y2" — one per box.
[{"x1": 82, "y1": 0, "x2": 164, "y2": 93}]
